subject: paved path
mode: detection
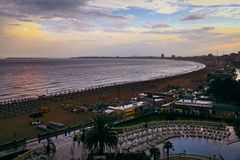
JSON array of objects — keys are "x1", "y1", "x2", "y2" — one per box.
[
  {"x1": 51, "y1": 141, "x2": 88, "y2": 160},
  {"x1": 24, "y1": 131, "x2": 88, "y2": 160}
]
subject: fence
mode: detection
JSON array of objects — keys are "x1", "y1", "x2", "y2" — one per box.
[
  {"x1": 160, "y1": 153, "x2": 217, "y2": 160},
  {"x1": 13, "y1": 146, "x2": 45, "y2": 160}
]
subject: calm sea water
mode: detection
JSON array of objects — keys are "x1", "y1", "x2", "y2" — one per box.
[{"x1": 0, "y1": 58, "x2": 205, "y2": 102}]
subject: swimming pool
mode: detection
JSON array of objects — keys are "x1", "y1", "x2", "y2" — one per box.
[
  {"x1": 220, "y1": 141, "x2": 240, "y2": 160},
  {"x1": 164, "y1": 137, "x2": 225, "y2": 158}
]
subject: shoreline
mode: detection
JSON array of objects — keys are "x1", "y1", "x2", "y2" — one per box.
[
  {"x1": 0, "y1": 58, "x2": 217, "y2": 143},
  {"x1": 0, "y1": 59, "x2": 205, "y2": 103}
]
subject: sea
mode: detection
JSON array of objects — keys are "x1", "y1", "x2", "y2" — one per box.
[{"x1": 0, "y1": 58, "x2": 205, "y2": 102}]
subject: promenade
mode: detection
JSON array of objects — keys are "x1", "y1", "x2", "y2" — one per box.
[{"x1": 12, "y1": 130, "x2": 87, "y2": 160}]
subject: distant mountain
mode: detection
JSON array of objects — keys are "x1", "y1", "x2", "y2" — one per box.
[
  {"x1": 6, "y1": 57, "x2": 48, "y2": 59},
  {"x1": 70, "y1": 56, "x2": 163, "y2": 59}
]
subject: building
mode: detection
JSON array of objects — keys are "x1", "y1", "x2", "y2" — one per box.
[
  {"x1": 172, "y1": 99, "x2": 213, "y2": 117},
  {"x1": 139, "y1": 92, "x2": 174, "y2": 105},
  {"x1": 213, "y1": 102, "x2": 239, "y2": 120},
  {"x1": 107, "y1": 102, "x2": 146, "y2": 118}
]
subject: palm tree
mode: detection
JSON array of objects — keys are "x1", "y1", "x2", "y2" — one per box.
[
  {"x1": 149, "y1": 147, "x2": 160, "y2": 160},
  {"x1": 84, "y1": 115, "x2": 118, "y2": 154},
  {"x1": 163, "y1": 141, "x2": 174, "y2": 160},
  {"x1": 139, "y1": 152, "x2": 151, "y2": 160},
  {"x1": 81, "y1": 128, "x2": 86, "y2": 143}
]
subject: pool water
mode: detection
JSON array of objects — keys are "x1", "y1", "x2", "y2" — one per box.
[
  {"x1": 166, "y1": 137, "x2": 225, "y2": 158},
  {"x1": 220, "y1": 142, "x2": 240, "y2": 160}
]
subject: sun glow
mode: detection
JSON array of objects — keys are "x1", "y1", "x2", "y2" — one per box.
[{"x1": 5, "y1": 22, "x2": 61, "y2": 42}]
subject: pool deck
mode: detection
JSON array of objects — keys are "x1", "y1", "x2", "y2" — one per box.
[
  {"x1": 6, "y1": 121, "x2": 239, "y2": 160},
  {"x1": 118, "y1": 121, "x2": 236, "y2": 152},
  {"x1": 11, "y1": 130, "x2": 88, "y2": 160},
  {"x1": 161, "y1": 153, "x2": 217, "y2": 160}
]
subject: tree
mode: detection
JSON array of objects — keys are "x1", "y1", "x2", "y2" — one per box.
[
  {"x1": 45, "y1": 138, "x2": 56, "y2": 156},
  {"x1": 84, "y1": 115, "x2": 118, "y2": 154},
  {"x1": 207, "y1": 75, "x2": 240, "y2": 105},
  {"x1": 149, "y1": 147, "x2": 160, "y2": 160},
  {"x1": 163, "y1": 141, "x2": 174, "y2": 160},
  {"x1": 46, "y1": 138, "x2": 51, "y2": 154},
  {"x1": 81, "y1": 128, "x2": 86, "y2": 143},
  {"x1": 138, "y1": 152, "x2": 151, "y2": 160}
]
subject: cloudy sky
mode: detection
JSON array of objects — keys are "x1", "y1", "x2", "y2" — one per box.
[{"x1": 0, "y1": 0, "x2": 240, "y2": 58}]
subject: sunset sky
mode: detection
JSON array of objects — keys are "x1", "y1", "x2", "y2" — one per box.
[{"x1": 0, "y1": 0, "x2": 240, "y2": 58}]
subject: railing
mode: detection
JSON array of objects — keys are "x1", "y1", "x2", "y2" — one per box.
[
  {"x1": 13, "y1": 146, "x2": 45, "y2": 160},
  {"x1": 114, "y1": 120, "x2": 227, "y2": 132},
  {"x1": 37, "y1": 120, "x2": 93, "y2": 141},
  {"x1": 160, "y1": 153, "x2": 218, "y2": 160},
  {"x1": 0, "y1": 139, "x2": 26, "y2": 152}
]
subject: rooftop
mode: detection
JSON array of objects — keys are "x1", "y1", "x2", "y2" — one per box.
[
  {"x1": 108, "y1": 102, "x2": 144, "y2": 110},
  {"x1": 175, "y1": 99, "x2": 213, "y2": 108}
]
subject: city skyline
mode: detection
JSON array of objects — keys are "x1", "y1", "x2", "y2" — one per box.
[{"x1": 0, "y1": 0, "x2": 240, "y2": 58}]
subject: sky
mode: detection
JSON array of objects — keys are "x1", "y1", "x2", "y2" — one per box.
[{"x1": 0, "y1": 0, "x2": 240, "y2": 58}]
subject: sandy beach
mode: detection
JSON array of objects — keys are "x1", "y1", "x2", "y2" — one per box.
[{"x1": 0, "y1": 58, "x2": 218, "y2": 143}]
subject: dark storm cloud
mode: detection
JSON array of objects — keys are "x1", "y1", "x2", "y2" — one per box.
[
  {"x1": 0, "y1": 0, "x2": 130, "y2": 32},
  {"x1": 0, "y1": 0, "x2": 127, "y2": 21},
  {"x1": 0, "y1": 10, "x2": 27, "y2": 19},
  {"x1": 6, "y1": 0, "x2": 88, "y2": 12},
  {"x1": 181, "y1": 14, "x2": 206, "y2": 21}
]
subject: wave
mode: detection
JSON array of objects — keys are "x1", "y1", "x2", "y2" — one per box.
[{"x1": 0, "y1": 59, "x2": 205, "y2": 102}]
